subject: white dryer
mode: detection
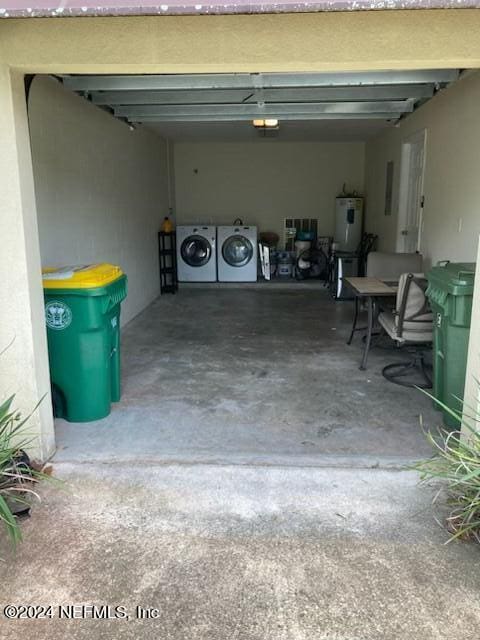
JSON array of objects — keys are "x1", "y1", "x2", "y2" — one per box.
[
  {"x1": 176, "y1": 225, "x2": 217, "y2": 282},
  {"x1": 217, "y1": 225, "x2": 258, "y2": 282}
]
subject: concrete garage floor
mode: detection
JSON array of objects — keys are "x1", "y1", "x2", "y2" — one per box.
[{"x1": 55, "y1": 288, "x2": 437, "y2": 464}]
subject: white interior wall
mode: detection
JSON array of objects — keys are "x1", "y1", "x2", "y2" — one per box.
[
  {"x1": 364, "y1": 71, "x2": 480, "y2": 268},
  {"x1": 28, "y1": 76, "x2": 169, "y2": 325},
  {"x1": 174, "y1": 141, "x2": 365, "y2": 241}
]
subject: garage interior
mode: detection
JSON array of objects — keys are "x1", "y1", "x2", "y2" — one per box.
[{"x1": 26, "y1": 68, "x2": 479, "y2": 464}]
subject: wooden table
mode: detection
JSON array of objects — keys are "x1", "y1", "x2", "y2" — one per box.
[{"x1": 344, "y1": 277, "x2": 397, "y2": 370}]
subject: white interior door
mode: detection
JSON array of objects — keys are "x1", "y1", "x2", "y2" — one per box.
[{"x1": 397, "y1": 130, "x2": 426, "y2": 253}]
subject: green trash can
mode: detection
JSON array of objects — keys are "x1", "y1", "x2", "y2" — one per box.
[
  {"x1": 426, "y1": 261, "x2": 475, "y2": 428},
  {"x1": 42, "y1": 264, "x2": 128, "y2": 422}
]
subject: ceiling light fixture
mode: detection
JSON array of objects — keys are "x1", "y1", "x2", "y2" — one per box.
[{"x1": 252, "y1": 118, "x2": 279, "y2": 129}]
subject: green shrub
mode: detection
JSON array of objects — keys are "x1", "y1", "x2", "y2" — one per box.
[
  {"x1": 413, "y1": 396, "x2": 480, "y2": 543},
  {"x1": 0, "y1": 394, "x2": 51, "y2": 547}
]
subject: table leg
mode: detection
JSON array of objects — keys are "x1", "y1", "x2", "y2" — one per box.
[
  {"x1": 360, "y1": 295, "x2": 373, "y2": 371},
  {"x1": 347, "y1": 296, "x2": 359, "y2": 345}
]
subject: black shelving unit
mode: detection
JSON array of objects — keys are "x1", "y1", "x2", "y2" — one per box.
[{"x1": 158, "y1": 231, "x2": 178, "y2": 294}]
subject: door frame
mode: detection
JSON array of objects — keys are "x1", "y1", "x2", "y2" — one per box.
[{"x1": 396, "y1": 128, "x2": 427, "y2": 253}]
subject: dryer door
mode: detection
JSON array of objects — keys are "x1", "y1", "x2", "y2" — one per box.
[
  {"x1": 222, "y1": 235, "x2": 254, "y2": 268},
  {"x1": 181, "y1": 235, "x2": 212, "y2": 267}
]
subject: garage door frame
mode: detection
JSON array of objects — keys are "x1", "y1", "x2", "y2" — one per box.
[{"x1": 1, "y1": 9, "x2": 480, "y2": 459}]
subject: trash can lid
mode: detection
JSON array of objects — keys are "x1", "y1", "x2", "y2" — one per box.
[
  {"x1": 42, "y1": 263, "x2": 124, "y2": 289},
  {"x1": 427, "y1": 261, "x2": 475, "y2": 295}
]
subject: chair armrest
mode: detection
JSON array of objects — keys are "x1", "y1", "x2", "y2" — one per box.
[{"x1": 396, "y1": 273, "x2": 414, "y2": 338}]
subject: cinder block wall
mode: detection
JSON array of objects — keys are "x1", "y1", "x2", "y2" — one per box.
[
  {"x1": 174, "y1": 141, "x2": 365, "y2": 242},
  {"x1": 28, "y1": 76, "x2": 169, "y2": 325}
]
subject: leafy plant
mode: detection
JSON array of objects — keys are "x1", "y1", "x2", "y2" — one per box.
[
  {"x1": 0, "y1": 394, "x2": 52, "y2": 547},
  {"x1": 413, "y1": 392, "x2": 480, "y2": 543}
]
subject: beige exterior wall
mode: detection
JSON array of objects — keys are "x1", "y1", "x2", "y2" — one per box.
[
  {"x1": 0, "y1": 68, "x2": 55, "y2": 460},
  {"x1": 174, "y1": 141, "x2": 364, "y2": 240},
  {"x1": 2, "y1": 11, "x2": 480, "y2": 73},
  {"x1": 463, "y1": 239, "x2": 480, "y2": 429},
  {"x1": 1, "y1": 10, "x2": 480, "y2": 457},
  {"x1": 364, "y1": 71, "x2": 480, "y2": 269},
  {"x1": 29, "y1": 76, "x2": 169, "y2": 326}
]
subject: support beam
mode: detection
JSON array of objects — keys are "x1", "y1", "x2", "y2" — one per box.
[
  {"x1": 131, "y1": 113, "x2": 400, "y2": 122},
  {"x1": 91, "y1": 84, "x2": 435, "y2": 106},
  {"x1": 115, "y1": 100, "x2": 413, "y2": 120},
  {"x1": 63, "y1": 70, "x2": 459, "y2": 92}
]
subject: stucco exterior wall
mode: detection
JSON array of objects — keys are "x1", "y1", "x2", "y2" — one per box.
[
  {"x1": 464, "y1": 240, "x2": 480, "y2": 429},
  {"x1": 1, "y1": 10, "x2": 480, "y2": 458},
  {"x1": 0, "y1": 68, "x2": 55, "y2": 460},
  {"x1": 2, "y1": 11, "x2": 480, "y2": 74}
]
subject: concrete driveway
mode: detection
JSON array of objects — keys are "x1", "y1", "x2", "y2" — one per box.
[{"x1": 1, "y1": 461, "x2": 479, "y2": 639}]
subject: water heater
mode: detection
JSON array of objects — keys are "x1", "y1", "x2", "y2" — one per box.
[{"x1": 334, "y1": 198, "x2": 363, "y2": 252}]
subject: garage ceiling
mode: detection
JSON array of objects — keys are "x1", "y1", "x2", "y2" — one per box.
[
  {"x1": 61, "y1": 70, "x2": 460, "y2": 141},
  {"x1": 142, "y1": 119, "x2": 392, "y2": 143}
]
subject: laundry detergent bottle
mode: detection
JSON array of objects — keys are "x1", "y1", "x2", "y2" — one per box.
[{"x1": 161, "y1": 216, "x2": 173, "y2": 233}]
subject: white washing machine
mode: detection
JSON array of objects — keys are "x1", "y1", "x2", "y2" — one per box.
[
  {"x1": 217, "y1": 225, "x2": 258, "y2": 282},
  {"x1": 176, "y1": 225, "x2": 217, "y2": 282}
]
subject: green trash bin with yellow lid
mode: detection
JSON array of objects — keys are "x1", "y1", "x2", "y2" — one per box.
[{"x1": 42, "y1": 264, "x2": 128, "y2": 422}]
